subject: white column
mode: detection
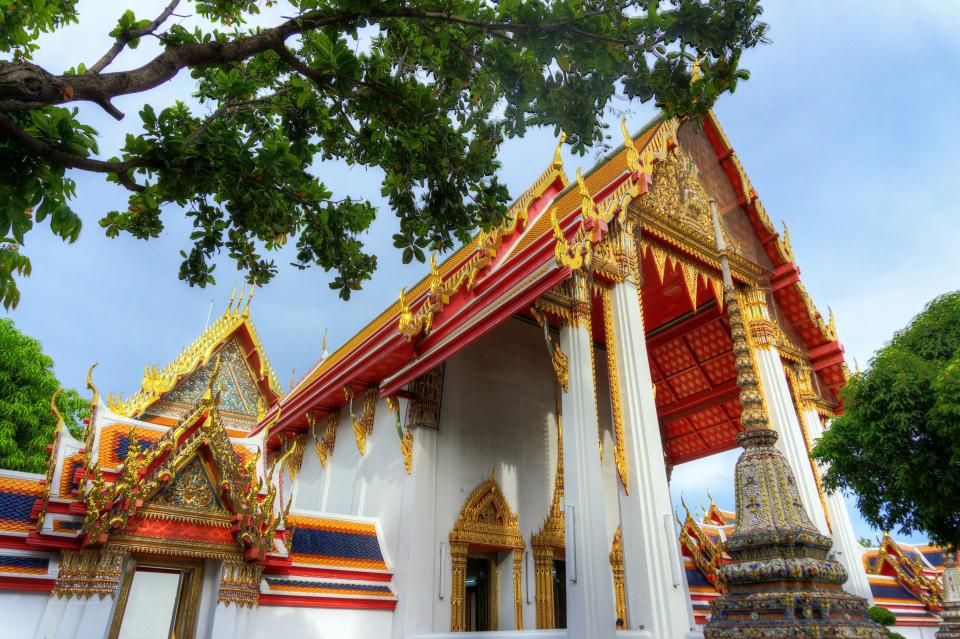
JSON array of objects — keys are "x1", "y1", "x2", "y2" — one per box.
[
  {"x1": 74, "y1": 596, "x2": 116, "y2": 638},
  {"x1": 742, "y1": 289, "x2": 830, "y2": 535},
  {"x1": 391, "y1": 420, "x2": 439, "y2": 639},
  {"x1": 610, "y1": 277, "x2": 697, "y2": 639},
  {"x1": 558, "y1": 272, "x2": 616, "y2": 639},
  {"x1": 803, "y1": 410, "x2": 874, "y2": 603},
  {"x1": 753, "y1": 347, "x2": 830, "y2": 533}
]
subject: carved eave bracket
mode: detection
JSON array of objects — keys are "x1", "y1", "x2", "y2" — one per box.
[{"x1": 344, "y1": 385, "x2": 378, "y2": 456}]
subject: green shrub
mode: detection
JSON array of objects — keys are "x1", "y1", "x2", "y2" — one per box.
[{"x1": 868, "y1": 606, "x2": 897, "y2": 626}]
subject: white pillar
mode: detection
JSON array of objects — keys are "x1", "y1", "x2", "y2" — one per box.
[
  {"x1": 35, "y1": 596, "x2": 117, "y2": 639},
  {"x1": 391, "y1": 420, "x2": 439, "y2": 639},
  {"x1": 610, "y1": 277, "x2": 696, "y2": 639},
  {"x1": 210, "y1": 603, "x2": 253, "y2": 639},
  {"x1": 742, "y1": 288, "x2": 830, "y2": 535},
  {"x1": 803, "y1": 410, "x2": 874, "y2": 603},
  {"x1": 74, "y1": 596, "x2": 116, "y2": 638},
  {"x1": 558, "y1": 272, "x2": 617, "y2": 639}
]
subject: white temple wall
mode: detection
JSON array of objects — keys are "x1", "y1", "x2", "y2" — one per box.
[
  {"x1": 893, "y1": 626, "x2": 939, "y2": 639},
  {"x1": 321, "y1": 409, "x2": 362, "y2": 515},
  {"x1": 431, "y1": 318, "x2": 561, "y2": 631},
  {"x1": 355, "y1": 400, "x2": 409, "y2": 564},
  {"x1": 1, "y1": 591, "x2": 47, "y2": 638},
  {"x1": 250, "y1": 605, "x2": 394, "y2": 637},
  {"x1": 293, "y1": 434, "x2": 327, "y2": 511},
  {"x1": 293, "y1": 395, "x2": 407, "y2": 566}
]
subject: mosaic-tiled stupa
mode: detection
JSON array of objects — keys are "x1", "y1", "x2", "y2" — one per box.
[
  {"x1": 937, "y1": 553, "x2": 960, "y2": 639},
  {"x1": 704, "y1": 207, "x2": 885, "y2": 638}
]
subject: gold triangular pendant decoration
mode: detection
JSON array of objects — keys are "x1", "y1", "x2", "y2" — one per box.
[
  {"x1": 651, "y1": 245, "x2": 668, "y2": 283},
  {"x1": 711, "y1": 276, "x2": 724, "y2": 309},
  {"x1": 679, "y1": 261, "x2": 700, "y2": 312}
]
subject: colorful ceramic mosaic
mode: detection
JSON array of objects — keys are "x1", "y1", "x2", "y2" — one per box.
[
  {"x1": 264, "y1": 578, "x2": 394, "y2": 598},
  {"x1": 97, "y1": 423, "x2": 163, "y2": 467},
  {"x1": 164, "y1": 337, "x2": 262, "y2": 416},
  {"x1": 286, "y1": 514, "x2": 387, "y2": 572},
  {"x1": 0, "y1": 475, "x2": 43, "y2": 533},
  {"x1": 51, "y1": 519, "x2": 82, "y2": 533},
  {"x1": 58, "y1": 453, "x2": 85, "y2": 496},
  {"x1": 97, "y1": 423, "x2": 254, "y2": 470},
  {"x1": 0, "y1": 553, "x2": 50, "y2": 575}
]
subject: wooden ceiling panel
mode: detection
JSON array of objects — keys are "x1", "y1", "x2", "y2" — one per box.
[{"x1": 666, "y1": 368, "x2": 711, "y2": 400}]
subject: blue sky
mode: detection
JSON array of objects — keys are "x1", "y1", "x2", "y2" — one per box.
[{"x1": 5, "y1": 2, "x2": 959, "y2": 544}]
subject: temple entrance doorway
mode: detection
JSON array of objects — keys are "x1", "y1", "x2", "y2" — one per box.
[
  {"x1": 449, "y1": 473, "x2": 525, "y2": 632},
  {"x1": 109, "y1": 556, "x2": 203, "y2": 639}
]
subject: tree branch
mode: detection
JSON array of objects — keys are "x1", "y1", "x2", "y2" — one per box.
[
  {"x1": 88, "y1": 0, "x2": 183, "y2": 74},
  {"x1": 0, "y1": 7, "x2": 631, "y2": 116},
  {"x1": 0, "y1": 113, "x2": 146, "y2": 191}
]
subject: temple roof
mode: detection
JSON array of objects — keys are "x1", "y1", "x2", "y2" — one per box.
[
  {"x1": 106, "y1": 287, "x2": 283, "y2": 432},
  {"x1": 264, "y1": 109, "x2": 848, "y2": 446}
]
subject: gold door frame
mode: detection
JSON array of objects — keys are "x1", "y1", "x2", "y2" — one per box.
[{"x1": 449, "y1": 472, "x2": 525, "y2": 631}]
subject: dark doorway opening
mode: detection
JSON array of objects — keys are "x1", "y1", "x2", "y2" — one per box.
[
  {"x1": 465, "y1": 556, "x2": 494, "y2": 631},
  {"x1": 552, "y1": 559, "x2": 567, "y2": 629}
]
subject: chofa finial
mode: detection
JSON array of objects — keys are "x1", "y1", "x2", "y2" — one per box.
[
  {"x1": 243, "y1": 286, "x2": 254, "y2": 318},
  {"x1": 621, "y1": 119, "x2": 641, "y2": 173},
  {"x1": 552, "y1": 131, "x2": 566, "y2": 171},
  {"x1": 226, "y1": 284, "x2": 237, "y2": 316},
  {"x1": 50, "y1": 388, "x2": 64, "y2": 433}
]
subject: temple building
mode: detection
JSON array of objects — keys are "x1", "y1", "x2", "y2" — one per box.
[{"x1": 0, "y1": 111, "x2": 930, "y2": 638}]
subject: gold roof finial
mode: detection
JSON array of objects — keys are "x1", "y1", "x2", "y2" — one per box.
[
  {"x1": 226, "y1": 284, "x2": 237, "y2": 316},
  {"x1": 86, "y1": 363, "x2": 99, "y2": 414},
  {"x1": 236, "y1": 283, "x2": 247, "y2": 317},
  {"x1": 691, "y1": 56, "x2": 702, "y2": 83},
  {"x1": 782, "y1": 221, "x2": 795, "y2": 261},
  {"x1": 828, "y1": 306, "x2": 837, "y2": 339},
  {"x1": 552, "y1": 131, "x2": 566, "y2": 171},
  {"x1": 576, "y1": 168, "x2": 597, "y2": 222},
  {"x1": 321, "y1": 328, "x2": 328, "y2": 359},
  {"x1": 50, "y1": 388, "x2": 64, "y2": 434},
  {"x1": 243, "y1": 285, "x2": 254, "y2": 318},
  {"x1": 202, "y1": 354, "x2": 223, "y2": 405},
  {"x1": 621, "y1": 119, "x2": 641, "y2": 173},
  {"x1": 262, "y1": 405, "x2": 282, "y2": 444}
]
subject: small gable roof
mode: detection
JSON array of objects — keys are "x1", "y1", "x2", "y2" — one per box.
[{"x1": 107, "y1": 288, "x2": 283, "y2": 429}]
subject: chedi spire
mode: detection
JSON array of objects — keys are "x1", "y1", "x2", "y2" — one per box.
[{"x1": 704, "y1": 203, "x2": 884, "y2": 638}]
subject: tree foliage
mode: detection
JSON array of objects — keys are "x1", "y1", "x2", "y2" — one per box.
[
  {"x1": 0, "y1": 318, "x2": 87, "y2": 473},
  {"x1": 0, "y1": 0, "x2": 767, "y2": 308},
  {"x1": 814, "y1": 291, "x2": 960, "y2": 549}
]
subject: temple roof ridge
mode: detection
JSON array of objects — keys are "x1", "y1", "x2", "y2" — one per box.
[{"x1": 106, "y1": 286, "x2": 283, "y2": 421}]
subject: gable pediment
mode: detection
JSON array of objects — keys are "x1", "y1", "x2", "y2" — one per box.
[{"x1": 147, "y1": 455, "x2": 226, "y2": 515}]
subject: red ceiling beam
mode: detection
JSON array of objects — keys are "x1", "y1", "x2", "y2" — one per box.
[
  {"x1": 658, "y1": 379, "x2": 740, "y2": 422},
  {"x1": 669, "y1": 437, "x2": 741, "y2": 466}
]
